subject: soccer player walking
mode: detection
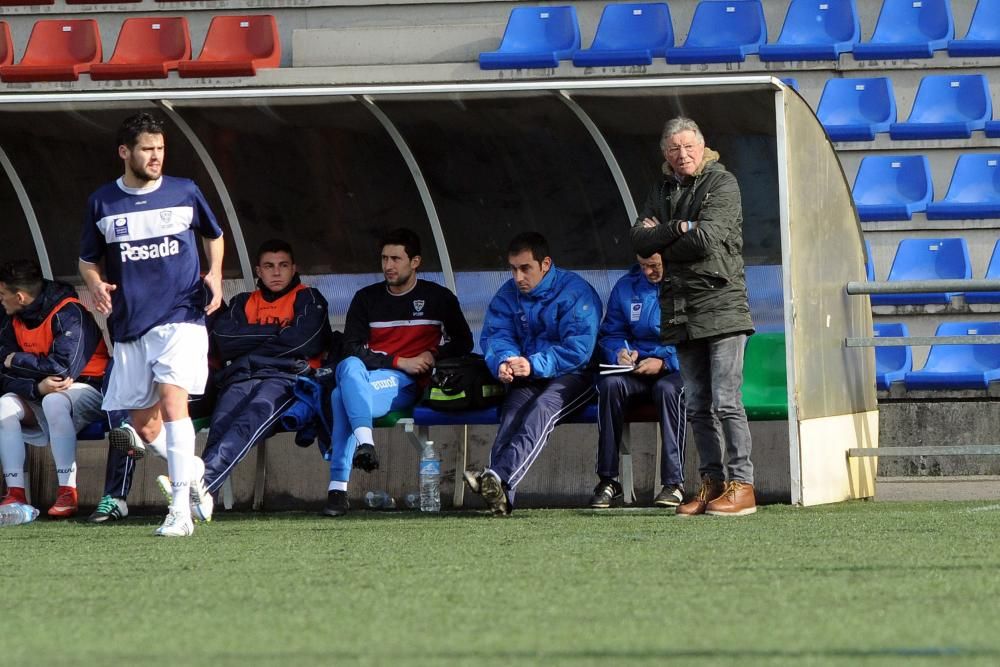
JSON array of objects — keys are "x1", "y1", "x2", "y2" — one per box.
[{"x1": 79, "y1": 113, "x2": 224, "y2": 537}]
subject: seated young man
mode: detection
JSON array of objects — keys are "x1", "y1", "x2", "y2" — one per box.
[
  {"x1": 464, "y1": 232, "x2": 602, "y2": 516},
  {"x1": 590, "y1": 252, "x2": 687, "y2": 509},
  {"x1": 0, "y1": 260, "x2": 110, "y2": 518},
  {"x1": 323, "y1": 227, "x2": 473, "y2": 517},
  {"x1": 105, "y1": 239, "x2": 331, "y2": 520}
]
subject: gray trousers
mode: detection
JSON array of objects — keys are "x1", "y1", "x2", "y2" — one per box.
[{"x1": 675, "y1": 333, "x2": 754, "y2": 484}]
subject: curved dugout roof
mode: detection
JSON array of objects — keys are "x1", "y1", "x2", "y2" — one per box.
[{"x1": 0, "y1": 76, "x2": 876, "y2": 505}]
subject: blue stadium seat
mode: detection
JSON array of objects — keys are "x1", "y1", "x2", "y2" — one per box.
[
  {"x1": 986, "y1": 121, "x2": 1000, "y2": 138},
  {"x1": 852, "y1": 155, "x2": 932, "y2": 221},
  {"x1": 665, "y1": 0, "x2": 766, "y2": 64},
  {"x1": 758, "y1": 0, "x2": 860, "y2": 61},
  {"x1": 889, "y1": 75, "x2": 992, "y2": 140},
  {"x1": 965, "y1": 239, "x2": 1000, "y2": 305},
  {"x1": 572, "y1": 3, "x2": 672, "y2": 66},
  {"x1": 874, "y1": 322, "x2": 911, "y2": 390},
  {"x1": 852, "y1": 0, "x2": 953, "y2": 59},
  {"x1": 904, "y1": 321, "x2": 1000, "y2": 390},
  {"x1": 870, "y1": 237, "x2": 971, "y2": 306},
  {"x1": 865, "y1": 238, "x2": 875, "y2": 282},
  {"x1": 948, "y1": 0, "x2": 1000, "y2": 57},
  {"x1": 817, "y1": 77, "x2": 896, "y2": 142},
  {"x1": 479, "y1": 6, "x2": 580, "y2": 69},
  {"x1": 925, "y1": 154, "x2": 1000, "y2": 220}
]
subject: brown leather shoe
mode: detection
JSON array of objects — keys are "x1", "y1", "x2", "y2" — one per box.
[
  {"x1": 676, "y1": 476, "x2": 725, "y2": 517},
  {"x1": 705, "y1": 481, "x2": 757, "y2": 516}
]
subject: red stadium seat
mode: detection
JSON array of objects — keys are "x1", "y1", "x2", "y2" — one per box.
[
  {"x1": 0, "y1": 22, "x2": 12, "y2": 67},
  {"x1": 90, "y1": 17, "x2": 191, "y2": 80},
  {"x1": 177, "y1": 15, "x2": 280, "y2": 77},
  {"x1": 0, "y1": 19, "x2": 101, "y2": 82}
]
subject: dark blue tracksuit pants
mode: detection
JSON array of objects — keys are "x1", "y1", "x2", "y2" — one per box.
[
  {"x1": 595, "y1": 371, "x2": 686, "y2": 487},
  {"x1": 489, "y1": 371, "x2": 595, "y2": 506},
  {"x1": 201, "y1": 377, "x2": 297, "y2": 494}
]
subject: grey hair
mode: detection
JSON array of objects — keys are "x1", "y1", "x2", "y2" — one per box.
[{"x1": 659, "y1": 117, "x2": 705, "y2": 152}]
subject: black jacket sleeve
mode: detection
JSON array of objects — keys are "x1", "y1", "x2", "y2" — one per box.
[
  {"x1": 211, "y1": 293, "x2": 281, "y2": 363},
  {"x1": 341, "y1": 289, "x2": 396, "y2": 370},
  {"x1": 436, "y1": 288, "x2": 474, "y2": 360}
]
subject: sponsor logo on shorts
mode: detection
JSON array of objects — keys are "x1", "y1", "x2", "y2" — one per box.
[
  {"x1": 120, "y1": 238, "x2": 181, "y2": 263},
  {"x1": 371, "y1": 376, "x2": 399, "y2": 391}
]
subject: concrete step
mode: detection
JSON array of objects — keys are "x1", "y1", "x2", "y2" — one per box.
[{"x1": 876, "y1": 475, "x2": 1000, "y2": 501}]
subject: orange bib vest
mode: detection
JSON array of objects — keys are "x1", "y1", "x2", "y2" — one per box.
[
  {"x1": 243, "y1": 283, "x2": 322, "y2": 368},
  {"x1": 12, "y1": 296, "x2": 110, "y2": 377}
]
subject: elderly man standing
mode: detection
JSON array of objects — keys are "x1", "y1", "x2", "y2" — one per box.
[{"x1": 630, "y1": 117, "x2": 757, "y2": 517}]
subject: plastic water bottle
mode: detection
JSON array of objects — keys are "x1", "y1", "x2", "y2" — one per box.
[
  {"x1": 364, "y1": 490, "x2": 396, "y2": 509},
  {"x1": 419, "y1": 440, "x2": 441, "y2": 512},
  {"x1": 0, "y1": 503, "x2": 39, "y2": 526}
]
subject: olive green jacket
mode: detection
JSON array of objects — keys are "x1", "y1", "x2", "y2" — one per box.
[{"x1": 630, "y1": 148, "x2": 754, "y2": 344}]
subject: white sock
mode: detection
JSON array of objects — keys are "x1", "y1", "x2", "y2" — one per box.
[
  {"x1": 146, "y1": 427, "x2": 167, "y2": 460},
  {"x1": 353, "y1": 426, "x2": 374, "y2": 446},
  {"x1": 0, "y1": 394, "x2": 26, "y2": 489},
  {"x1": 164, "y1": 418, "x2": 195, "y2": 512},
  {"x1": 328, "y1": 480, "x2": 348, "y2": 492},
  {"x1": 42, "y1": 392, "x2": 78, "y2": 488}
]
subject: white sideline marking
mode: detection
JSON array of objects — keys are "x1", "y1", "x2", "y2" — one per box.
[{"x1": 965, "y1": 504, "x2": 1000, "y2": 512}]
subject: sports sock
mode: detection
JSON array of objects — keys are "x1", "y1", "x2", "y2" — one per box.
[
  {"x1": 164, "y1": 418, "x2": 195, "y2": 512},
  {"x1": 353, "y1": 426, "x2": 374, "y2": 447},
  {"x1": 0, "y1": 395, "x2": 27, "y2": 489},
  {"x1": 146, "y1": 426, "x2": 167, "y2": 460},
  {"x1": 328, "y1": 480, "x2": 348, "y2": 492},
  {"x1": 42, "y1": 392, "x2": 78, "y2": 488}
]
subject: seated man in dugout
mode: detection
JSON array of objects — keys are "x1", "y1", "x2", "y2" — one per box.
[
  {"x1": 589, "y1": 251, "x2": 686, "y2": 509},
  {"x1": 110, "y1": 238, "x2": 332, "y2": 519},
  {"x1": 322, "y1": 227, "x2": 473, "y2": 518},
  {"x1": 464, "y1": 231, "x2": 602, "y2": 516},
  {"x1": 0, "y1": 260, "x2": 110, "y2": 518}
]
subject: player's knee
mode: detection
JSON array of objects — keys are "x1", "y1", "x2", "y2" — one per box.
[
  {"x1": 0, "y1": 394, "x2": 24, "y2": 423},
  {"x1": 336, "y1": 356, "x2": 364, "y2": 382},
  {"x1": 40, "y1": 391, "x2": 72, "y2": 417}
]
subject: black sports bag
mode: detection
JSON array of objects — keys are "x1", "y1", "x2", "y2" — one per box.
[{"x1": 423, "y1": 353, "x2": 506, "y2": 411}]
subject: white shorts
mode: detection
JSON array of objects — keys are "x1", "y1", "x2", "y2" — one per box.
[
  {"x1": 102, "y1": 322, "x2": 209, "y2": 412},
  {"x1": 4, "y1": 383, "x2": 105, "y2": 446}
]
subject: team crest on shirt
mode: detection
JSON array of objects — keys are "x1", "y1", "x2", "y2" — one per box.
[
  {"x1": 413, "y1": 299, "x2": 425, "y2": 315},
  {"x1": 113, "y1": 217, "x2": 129, "y2": 238},
  {"x1": 159, "y1": 210, "x2": 173, "y2": 227}
]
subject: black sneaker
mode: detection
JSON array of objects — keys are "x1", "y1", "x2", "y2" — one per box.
[
  {"x1": 589, "y1": 480, "x2": 623, "y2": 509},
  {"x1": 322, "y1": 490, "x2": 349, "y2": 517},
  {"x1": 478, "y1": 470, "x2": 510, "y2": 516},
  {"x1": 352, "y1": 443, "x2": 379, "y2": 472},
  {"x1": 654, "y1": 484, "x2": 684, "y2": 508},
  {"x1": 109, "y1": 424, "x2": 145, "y2": 460}
]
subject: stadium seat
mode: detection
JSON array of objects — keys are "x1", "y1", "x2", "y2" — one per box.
[
  {"x1": 177, "y1": 15, "x2": 280, "y2": 77},
  {"x1": 742, "y1": 333, "x2": 788, "y2": 420},
  {"x1": 90, "y1": 17, "x2": 191, "y2": 80},
  {"x1": 0, "y1": 19, "x2": 101, "y2": 82},
  {"x1": 985, "y1": 121, "x2": 1000, "y2": 138},
  {"x1": 664, "y1": 0, "x2": 766, "y2": 64},
  {"x1": 889, "y1": 75, "x2": 992, "y2": 140},
  {"x1": 758, "y1": 0, "x2": 860, "y2": 61},
  {"x1": 852, "y1": 0, "x2": 953, "y2": 59},
  {"x1": 0, "y1": 22, "x2": 11, "y2": 68},
  {"x1": 479, "y1": 6, "x2": 580, "y2": 69},
  {"x1": 873, "y1": 322, "x2": 911, "y2": 390},
  {"x1": 852, "y1": 155, "x2": 932, "y2": 221},
  {"x1": 817, "y1": 77, "x2": 896, "y2": 142},
  {"x1": 925, "y1": 154, "x2": 1000, "y2": 220},
  {"x1": 965, "y1": 240, "x2": 1000, "y2": 305},
  {"x1": 870, "y1": 237, "x2": 971, "y2": 306},
  {"x1": 948, "y1": 0, "x2": 1000, "y2": 57},
  {"x1": 904, "y1": 321, "x2": 1000, "y2": 390},
  {"x1": 865, "y1": 238, "x2": 875, "y2": 282},
  {"x1": 572, "y1": 3, "x2": 673, "y2": 67}
]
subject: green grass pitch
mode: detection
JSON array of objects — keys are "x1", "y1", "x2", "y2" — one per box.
[{"x1": 3, "y1": 501, "x2": 1000, "y2": 666}]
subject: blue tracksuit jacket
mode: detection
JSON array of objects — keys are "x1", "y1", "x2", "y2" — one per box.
[
  {"x1": 598, "y1": 265, "x2": 679, "y2": 372},
  {"x1": 480, "y1": 265, "x2": 602, "y2": 379}
]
